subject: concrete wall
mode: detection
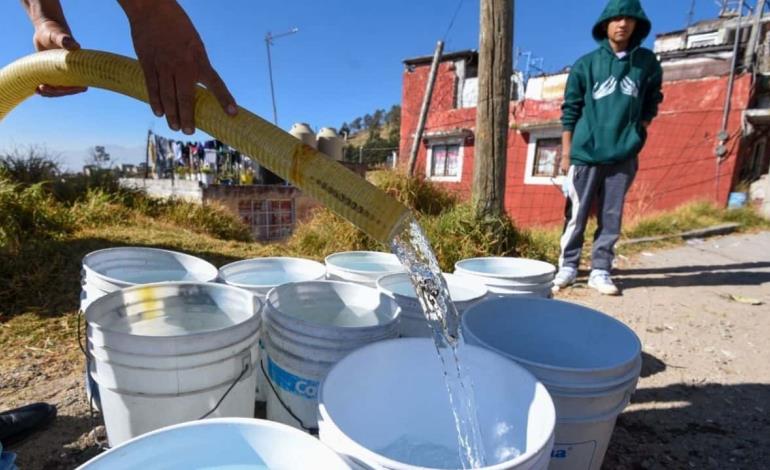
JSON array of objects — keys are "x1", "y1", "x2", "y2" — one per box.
[{"x1": 119, "y1": 178, "x2": 202, "y2": 202}]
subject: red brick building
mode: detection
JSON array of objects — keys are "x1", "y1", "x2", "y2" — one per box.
[{"x1": 399, "y1": 15, "x2": 770, "y2": 226}]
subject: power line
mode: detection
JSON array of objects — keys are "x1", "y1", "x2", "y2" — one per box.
[{"x1": 442, "y1": 0, "x2": 466, "y2": 42}]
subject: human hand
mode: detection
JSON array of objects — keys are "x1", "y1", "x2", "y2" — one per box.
[
  {"x1": 120, "y1": 0, "x2": 237, "y2": 134},
  {"x1": 32, "y1": 20, "x2": 88, "y2": 97},
  {"x1": 559, "y1": 152, "x2": 570, "y2": 175}
]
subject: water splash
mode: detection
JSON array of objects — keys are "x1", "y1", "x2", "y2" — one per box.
[{"x1": 391, "y1": 218, "x2": 487, "y2": 469}]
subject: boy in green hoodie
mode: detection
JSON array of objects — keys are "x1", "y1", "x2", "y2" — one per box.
[{"x1": 553, "y1": 0, "x2": 663, "y2": 295}]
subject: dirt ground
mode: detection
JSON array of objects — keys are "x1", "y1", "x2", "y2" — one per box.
[{"x1": 1, "y1": 231, "x2": 768, "y2": 469}]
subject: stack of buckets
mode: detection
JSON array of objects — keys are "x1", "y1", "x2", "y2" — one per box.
[
  {"x1": 454, "y1": 257, "x2": 555, "y2": 298},
  {"x1": 261, "y1": 280, "x2": 400, "y2": 432},
  {"x1": 218, "y1": 257, "x2": 328, "y2": 403},
  {"x1": 85, "y1": 282, "x2": 261, "y2": 446},
  {"x1": 377, "y1": 272, "x2": 488, "y2": 337},
  {"x1": 81, "y1": 247, "x2": 220, "y2": 410},
  {"x1": 462, "y1": 297, "x2": 642, "y2": 470}
]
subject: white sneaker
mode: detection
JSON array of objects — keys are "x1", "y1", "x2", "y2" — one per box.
[
  {"x1": 588, "y1": 269, "x2": 620, "y2": 295},
  {"x1": 552, "y1": 266, "x2": 578, "y2": 290}
]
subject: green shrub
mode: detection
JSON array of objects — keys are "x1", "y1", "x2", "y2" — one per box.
[{"x1": 0, "y1": 177, "x2": 71, "y2": 253}]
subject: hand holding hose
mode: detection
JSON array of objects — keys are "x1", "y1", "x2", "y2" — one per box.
[
  {"x1": 21, "y1": 0, "x2": 87, "y2": 97},
  {"x1": 118, "y1": 0, "x2": 238, "y2": 135}
]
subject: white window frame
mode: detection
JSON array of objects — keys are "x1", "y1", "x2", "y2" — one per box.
[
  {"x1": 426, "y1": 138, "x2": 464, "y2": 183},
  {"x1": 524, "y1": 129, "x2": 564, "y2": 185}
]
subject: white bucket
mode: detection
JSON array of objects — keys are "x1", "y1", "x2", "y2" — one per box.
[
  {"x1": 85, "y1": 282, "x2": 261, "y2": 446},
  {"x1": 325, "y1": 251, "x2": 404, "y2": 287},
  {"x1": 77, "y1": 418, "x2": 352, "y2": 469},
  {"x1": 461, "y1": 297, "x2": 642, "y2": 470},
  {"x1": 218, "y1": 256, "x2": 326, "y2": 403},
  {"x1": 377, "y1": 272, "x2": 488, "y2": 337},
  {"x1": 218, "y1": 257, "x2": 327, "y2": 299},
  {"x1": 318, "y1": 338, "x2": 556, "y2": 470},
  {"x1": 81, "y1": 248, "x2": 219, "y2": 408},
  {"x1": 82, "y1": 247, "x2": 219, "y2": 292},
  {"x1": 263, "y1": 281, "x2": 399, "y2": 432},
  {"x1": 454, "y1": 257, "x2": 555, "y2": 297}
]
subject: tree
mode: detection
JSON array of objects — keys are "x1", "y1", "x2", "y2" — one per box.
[
  {"x1": 339, "y1": 123, "x2": 351, "y2": 138},
  {"x1": 87, "y1": 145, "x2": 111, "y2": 169},
  {"x1": 472, "y1": 0, "x2": 513, "y2": 219},
  {"x1": 363, "y1": 113, "x2": 374, "y2": 130},
  {"x1": 351, "y1": 117, "x2": 363, "y2": 132}
]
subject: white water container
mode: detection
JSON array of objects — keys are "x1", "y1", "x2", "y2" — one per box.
[
  {"x1": 80, "y1": 248, "x2": 219, "y2": 411},
  {"x1": 82, "y1": 247, "x2": 219, "y2": 293},
  {"x1": 77, "y1": 418, "x2": 352, "y2": 469},
  {"x1": 454, "y1": 257, "x2": 555, "y2": 297},
  {"x1": 85, "y1": 282, "x2": 261, "y2": 446},
  {"x1": 289, "y1": 122, "x2": 318, "y2": 149},
  {"x1": 325, "y1": 251, "x2": 404, "y2": 287},
  {"x1": 462, "y1": 297, "x2": 642, "y2": 470},
  {"x1": 263, "y1": 281, "x2": 399, "y2": 432},
  {"x1": 219, "y1": 256, "x2": 327, "y2": 402},
  {"x1": 377, "y1": 272, "x2": 488, "y2": 337},
  {"x1": 318, "y1": 338, "x2": 556, "y2": 470},
  {"x1": 218, "y1": 257, "x2": 327, "y2": 299}
]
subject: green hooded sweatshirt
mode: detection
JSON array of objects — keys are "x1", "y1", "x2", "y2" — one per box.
[{"x1": 561, "y1": 0, "x2": 663, "y2": 165}]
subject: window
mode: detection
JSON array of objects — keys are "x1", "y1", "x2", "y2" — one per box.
[
  {"x1": 239, "y1": 199, "x2": 295, "y2": 241},
  {"x1": 533, "y1": 138, "x2": 562, "y2": 178},
  {"x1": 427, "y1": 141, "x2": 463, "y2": 182},
  {"x1": 524, "y1": 131, "x2": 563, "y2": 185}
]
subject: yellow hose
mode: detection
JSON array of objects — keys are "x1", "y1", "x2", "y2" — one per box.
[{"x1": 0, "y1": 49, "x2": 411, "y2": 244}]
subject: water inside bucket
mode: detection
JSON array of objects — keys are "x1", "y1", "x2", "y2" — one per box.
[
  {"x1": 226, "y1": 270, "x2": 298, "y2": 286},
  {"x1": 377, "y1": 435, "x2": 463, "y2": 468},
  {"x1": 105, "y1": 268, "x2": 193, "y2": 284},
  {"x1": 98, "y1": 306, "x2": 234, "y2": 336},
  {"x1": 390, "y1": 219, "x2": 486, "y2": 468}
]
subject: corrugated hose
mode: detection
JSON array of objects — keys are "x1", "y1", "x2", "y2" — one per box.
[{"x1": 0, "y1": 49, "x2": 411, "y2": 244}]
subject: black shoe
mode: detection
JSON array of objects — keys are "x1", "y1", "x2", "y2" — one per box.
[{"x1": 0, "y1": 403, "x2": 57, "y2": 447}]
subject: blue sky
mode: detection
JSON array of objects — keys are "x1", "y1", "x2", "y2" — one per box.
[{"x1": 1, "y1": 0, "x2": 719, "y2": 170}]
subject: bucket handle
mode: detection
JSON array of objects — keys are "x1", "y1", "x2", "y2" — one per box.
[
  {"x1": 259, "y1": 359, "x2": 319, "y2": 436},
  {"x1": 199, "y1": 353, "x2": 251, "y2": 420},
  {"x1": 77, "y1": 309, "x2": 110, "y2": 450}
]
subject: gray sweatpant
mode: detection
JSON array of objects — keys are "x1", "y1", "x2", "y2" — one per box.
[{"x1": 559, "y1": 157, "x2": 638, "y2": 271}]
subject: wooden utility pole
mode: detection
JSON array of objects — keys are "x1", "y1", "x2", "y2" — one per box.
[
  {"x1": 473, "y1": 0, "x2": 513, "y2": 219},
  {"x1": 745, "y1": 0, "x2": 767, "y2": 70},
  {"x1": 407, "y1": 40, "x2": 444, "y2": 176}
]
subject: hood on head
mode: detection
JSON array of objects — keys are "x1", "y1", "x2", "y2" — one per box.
[{"x1": 592, "y1": 0, "x2": 651, "y2": 49}]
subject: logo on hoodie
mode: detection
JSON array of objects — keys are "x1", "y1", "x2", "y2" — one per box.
[
  {"x1": 592, "y1": 76, "x2": 639, "y2": 100},
  {"x1": 592, "y1": 77, "x2": 617, "y2": 100}
]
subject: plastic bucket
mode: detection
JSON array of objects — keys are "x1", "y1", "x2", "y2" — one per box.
[
  {"x1": 461, "y1": 297, "x2": 642, "y2": 470},
  {"x1": 77, "y1": 418, "x2": 352, "y2": 469},
  {"x1": 454, "y1": 257, "x2": 555, "y2": 297},
  {"x1": 218, "y1": 257, "x2": 327, "y2": 299},
  {"x1": 85, "y1": 282, "x2": 261, "y2": 446},
  {"x1": 318, "y1": 338, "x2": 556, "y2": 470},
  {"x1": 81, "y1": 248, "x2": 220, "y2": 409},
  {"x1": 218, "y1": 256, "x2": 327, "y2": 402},
  {"x1": 325, "y1": 251, "x2": 404, "y2": 287},
  {"x1": 82, "y1": 247, "x2": 218, "y2": 292},
  {"x1": 377, "y1": 272, "x2": 488, "y2": 337},
  {"x1": 263, "y1": 281, "x2": 399, "y2": 432}
]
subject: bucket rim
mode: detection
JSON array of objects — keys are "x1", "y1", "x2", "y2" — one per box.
[
  {"x1": 318, "y1": 337, "x2": 556, "y2": 470},
  {"x1": 266, "y1": 280, "x2": 400, "y2": 332},
  {"x1": 376, "y1": 272, "x2": 488, "y2": 304},
  {"x1": 219, "y1": 257, "x2": 326, "y2": 290},
  {"x1": 85, "y1": 281, "x2": 261, "y2": 343},
  {"x1": 76, "y1": 418, "x2": 349, "y2": 470},
  {"x1": 461, "y1": 297, "x2": 642, "y2": 377},
  {"x1": 82, "y1": 247, "x2": 219, "y2": 288},
  {"x1": 454, "y1": 257, "x2": 556, "y2": 280},
  {"x1": 324, "y1": 251, "x2": 402, "y2": 275}
]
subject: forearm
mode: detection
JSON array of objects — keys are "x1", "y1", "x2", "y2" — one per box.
[
  {"x1": 562, "y1": 131, "x2": 572, "y2": 153},
  {"x1": 118, "y1": 0, "x2": 175, "y2": 22},
  {"x1": 21, "y1": 0, "x2": 69, "y2": 27}
]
